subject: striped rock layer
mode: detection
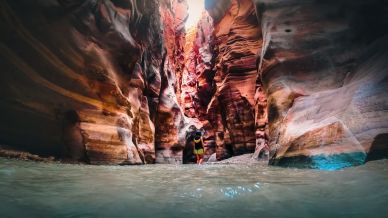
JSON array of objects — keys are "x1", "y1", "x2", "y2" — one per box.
[{"x1": 0, "y1": 0, "x2": 387, "y2": 168}]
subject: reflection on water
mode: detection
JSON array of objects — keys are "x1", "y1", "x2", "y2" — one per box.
[{"x1": 0, "y1": 158, "x2": 387, "y2": 218}]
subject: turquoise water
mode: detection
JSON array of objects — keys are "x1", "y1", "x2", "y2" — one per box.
[
  {"x1": 0, "y1": 158, "x2": 387, "y2": 218},
  {"x1": 273, "y1": 152, "x2": 368, "y2": 170}
]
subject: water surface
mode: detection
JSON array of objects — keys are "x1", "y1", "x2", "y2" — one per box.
[{"x1": 0, "y1": 158, "x2": 387, "y2": 218}]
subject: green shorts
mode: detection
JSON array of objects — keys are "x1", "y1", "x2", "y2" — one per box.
[{"x1": 194, "y1": 149, "x2": 204, "y2": 155}]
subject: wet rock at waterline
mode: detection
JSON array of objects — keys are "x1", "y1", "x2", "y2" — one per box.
[
  {"x1": 253, "y1": 0, "x2": 388, "y2": 169},
  {"x1": 0, "y1": 0, "x2": 387, "y2": 169}
]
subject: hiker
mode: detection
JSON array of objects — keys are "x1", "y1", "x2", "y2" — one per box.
[{"x1": 193, "y1": 131, "x2": 205, "y2": 164}]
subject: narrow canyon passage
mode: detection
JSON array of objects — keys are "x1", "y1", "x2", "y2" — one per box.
[
  {"x1": 0, "y1": 0, "x2": 387, "y2": 169},
  {"x1": 165, "y1": 0, "x2": 270, "y2": 164}
]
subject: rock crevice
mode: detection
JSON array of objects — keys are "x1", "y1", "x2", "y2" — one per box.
[{"x1": 0, "y1": 0, "x2": 387, "y2": 168}]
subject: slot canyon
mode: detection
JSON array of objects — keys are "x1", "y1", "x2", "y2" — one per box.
[
  {"x1": 0, "y1": 0, "x2": 387, "y2": 169},
  {"x1": 1, "y1": 1, "x2": 388, "y2": 217}
]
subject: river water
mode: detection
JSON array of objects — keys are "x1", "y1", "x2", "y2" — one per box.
[{"x1": 0, "y1": 158, "x2": 387, "y2": 218}]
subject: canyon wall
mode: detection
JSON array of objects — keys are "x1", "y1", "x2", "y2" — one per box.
[
  {"x1": 201, "y1": 0, "x2": 269, "y2": 160},
  {"x1": 202, "y1": 0, "x2": 388, "y2": 168},
  {"x1": 0, "y1": 0, "x2": 198, "y2": 164},
  {"x1": 156, "y1": 0, "x2": 202, "y2": 163},
  {"x1": 251, "y1": 0, "x2": 388, "y2": 168},
  {"x1": 0, "y1": 0, "x2": 162, "y2": 164},
  {"x1": 0, "y1": 0, "x2": 387, "y2": 168},
  {"x1": 180, "y1": 0, "x2": 269, "y2": 162},
  {"x1": 181, "y1": 12, "x2": 217, "y2": 162}
]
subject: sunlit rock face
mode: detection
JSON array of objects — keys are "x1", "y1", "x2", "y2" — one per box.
[
  {"x1": 204, "y1": 0, "x2": 269, "y2": 159},
  {"x1": 156, "y1": 0, "x2": 203, "y2": 164},
  {"x1": 202, "y1": 0, "x2": 388, "y2": 167},
  {"x1": 181, "y1": 12, "x2": 217, "y2": 161},
  {"x1": 0, "y1": 0, "x2": 194, "y2": 165},
  {"x1": 252, "y1": 0, "x2": 388, "y2": 168},
  {"x1": 1, "y1": 0, "x2": 387, "y2": 168}
]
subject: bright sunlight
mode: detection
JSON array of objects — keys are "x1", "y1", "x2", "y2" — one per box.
[{"x1": 185, "y1": 0, "x2": 205, "y2": 29}]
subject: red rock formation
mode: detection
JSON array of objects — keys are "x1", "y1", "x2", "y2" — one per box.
[
  {"x1": 1, "y1": 0, "x2": 387, "y2": 168},
  {"x1": 252, "y1": 0, "x2": 388, "y2": 168},
  {"x1": 0, "y1": 0, "x2": 193, "y2": 165},
  {"x1": 181, "y1": 12, "x2": 215, "y2": 118},
  {"x1": 174, "y1": 0, "x2": 270, "y2": 162},
  {"x1": 155, "y1": 0, "x2": 204, "y2": 163},
  {"x1": 204, "y1": 0, "x2": 269, "y2": 159},
  {"x1": 0, "y1": 0, "x2": 205, "y2": 165},
  {"x1": 195, "y1": 0, "x2": 388, "y2": 168},
  {"x1": 180, "y1": 12, "x2": 218, "y2": 161}
]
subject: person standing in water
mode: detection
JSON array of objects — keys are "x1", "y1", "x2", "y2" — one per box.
[{"x1": 193, "y1": 131, "x2": 205, "y2": 164}]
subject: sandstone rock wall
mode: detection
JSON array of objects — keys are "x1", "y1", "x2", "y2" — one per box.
[
  {"x1": 155, "y1": 0, "x2": 203, "y2": 163},
  {"x1": 0, "y1": 0, "x2": 198, "y2": 164},
  {"x1": 1, "y1": 0, "x2": 387, "y2": 168},
  {"x1": 204, "y1": 0, "x2": 269, "y2": 159},
  {"x1": 199, "y1": 0, "x2": 388, "y2": 168},
  {"x1": 180, "y1": 12, "x2": 217, "y2": 162},
  {"x1": 252, "y1": 0, "x2": 388, "y2": 168}
]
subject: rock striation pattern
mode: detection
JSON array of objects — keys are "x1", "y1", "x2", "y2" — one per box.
[
  {"x1": 203, "y1": 0, "x2": 269, "y2": 160},
  {"x1": 155, "y1": 0, "x2": 202, "y2": 163},
  {"x1": 252, "y1": 0, "x2": 388, "y2": 168},
  {"x1": 0, "y1": 0, "x2": 199, "y2": 164},
  {"x1": 0, "y1": 0, "x2": 163, "y2": 164},
  {"x1": 199, "y1": 0, "x2": 388, "y2": 167},
  {"x1": 0, "y1": 0, "x2": 387, "y2": 168},
  {"x1": 180, "y1": 12, "x2": 218, "y2": 162}
]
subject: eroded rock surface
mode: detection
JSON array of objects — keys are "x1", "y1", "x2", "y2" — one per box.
[
  {"x1": 0, "y1": 0, "x2": 198, "y2": 164},
  {"x1": 203, "y1": 0, "x2": 269, "y2": 160},
  {"x1": 180, "y1": 12, "x2": 218, "y2": 162},
  {"x1": 252, "y1": 0, "x2": 388, "y2": 168},
  {"x1": 156, "y1": 0, "x2": 203, "y2": 163},
  {"x1": 0, "y1": 0, "x2": 387, "y2": 168},
  {"x1": 198, "y1": 0, "x2": 388, "y2": 168}
]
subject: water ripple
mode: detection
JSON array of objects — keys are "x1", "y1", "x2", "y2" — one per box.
[{"x1": 0, "y1": 158, "x2": 387, "y2": 218}]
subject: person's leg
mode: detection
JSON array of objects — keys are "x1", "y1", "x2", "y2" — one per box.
[
  {"x1": 198, "y1": 154, "x2": 204, "y2": 164},
  {"x1": 199, "y1": 156, "x2": 204, "y2": 164}
]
